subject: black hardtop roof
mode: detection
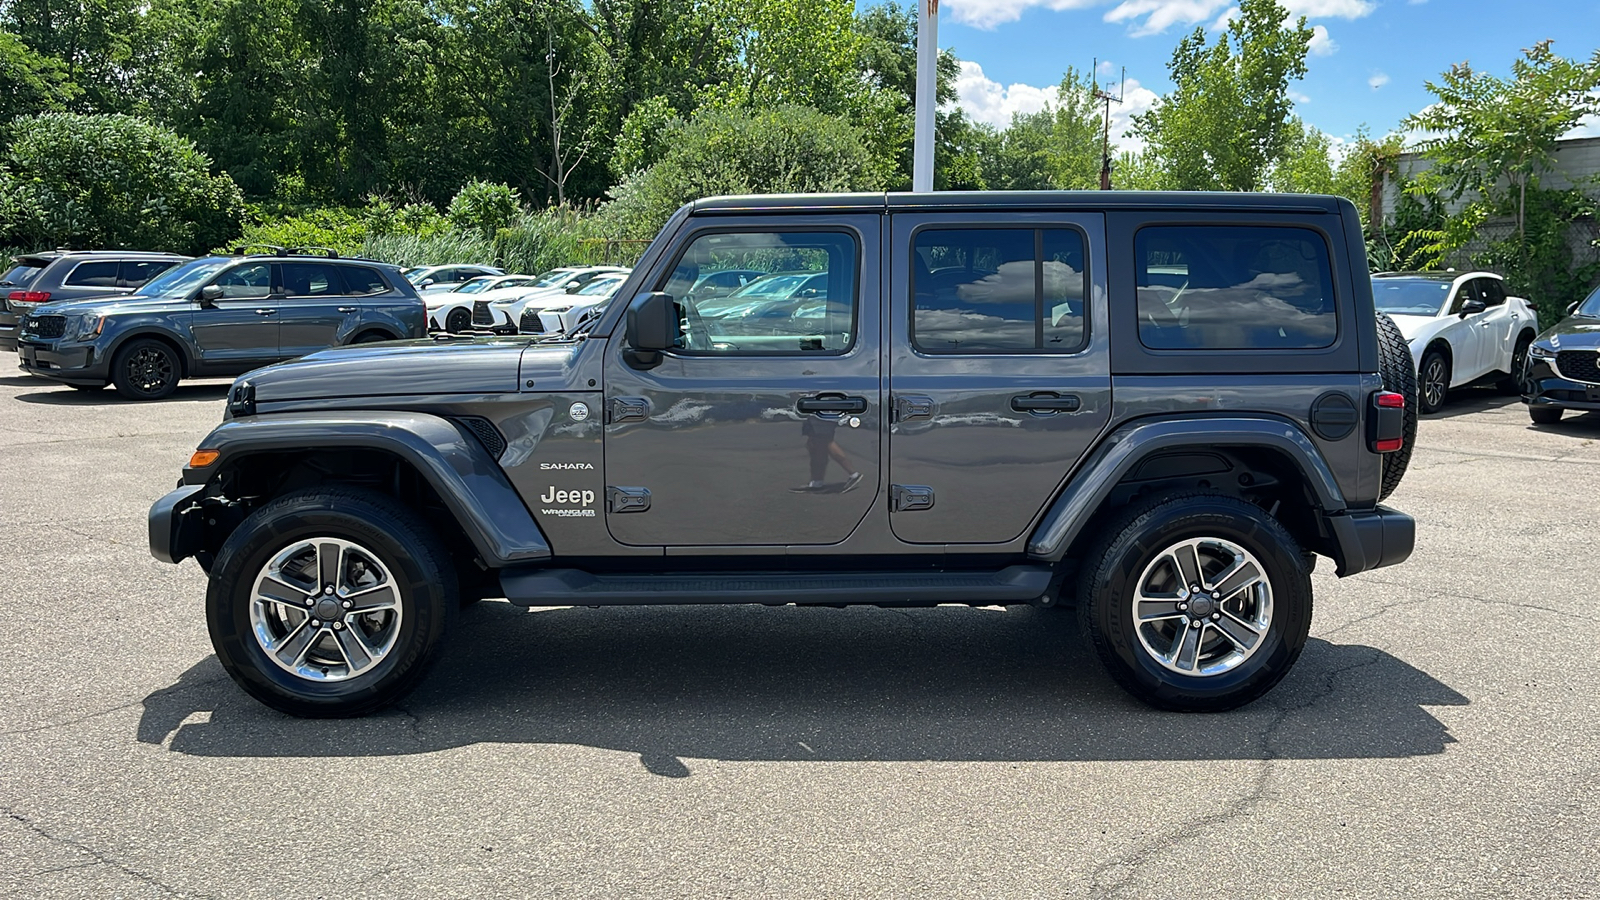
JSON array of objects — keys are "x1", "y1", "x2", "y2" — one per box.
[{"x1": 690, "y1": 191, "x2": 1346, "y2": 215}]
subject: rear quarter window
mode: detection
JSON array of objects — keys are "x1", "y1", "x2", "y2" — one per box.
[
  {"x1": 1135, "y1": 225, "x2": 1337, "y2": 350},
  {"x1": 64, "y1": 260, "x2": 121, "y2": 288},
  {"x1": 340, "y1": 266, "x2": 390, "y2": 295}
]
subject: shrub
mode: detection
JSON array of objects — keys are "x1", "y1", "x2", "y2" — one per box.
[
  {"x1": 447, "y1": 180, "x2": 521, "y2": 239},
  {"x1": 228, "y1": 206, "x2": 367, "y2": 256},
  {"x1": 2, "y1": 113, "x2": 244, "y2": 254}
]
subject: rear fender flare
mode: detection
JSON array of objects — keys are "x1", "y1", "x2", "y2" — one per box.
[
  {"x1": 1026, "y1": 415, "x2": 1347, "y2": 561},
  {"x1": 185, "y1": 411, "x2": 550, "y2": 566}
]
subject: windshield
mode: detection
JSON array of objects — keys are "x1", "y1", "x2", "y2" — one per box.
[
  {"x1": 1, "y1": 261, "x2": 46, "y2": 288},
  {"x1": 533, "y1": 268, "x2": 576, "y2": 288},
  {"x1": 1578, "y1": 284, "x2": 1600, "y2": 317},
  {"x1": 578, "y1": 276, "x2": 624, "y2": 296},
  {"x1": 1372, "y1": 278, "x2": 1452, "y2": 316},
  {"x1": 452, "y1": 277, "x2": 494, "y2": 294},
  {"x1": 728, "y1": 274, "x2": 811, "y2": 299},
  {"x1": 133, "y1": 258, "x2": 234, "y2": 297}
]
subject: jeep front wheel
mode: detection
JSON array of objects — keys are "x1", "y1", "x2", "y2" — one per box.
[
  {"x1": 1077, "y1": 493, "x2": 1312, "y2": 712},
  {"x1": 206, "y1": 487, "x2": 457, "y2": 717}
]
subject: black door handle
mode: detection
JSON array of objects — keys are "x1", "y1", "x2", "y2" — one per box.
[
  {"x1": 797, "y1": 394, "x2": 868, "y2": 415},
  {"x1": 1011, "y1": 392, "x2": 1080, "y2": 413}
]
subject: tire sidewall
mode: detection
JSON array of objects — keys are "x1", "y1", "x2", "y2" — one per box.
[
  {"x1": 207, "y1": 494, "x2": 452, "y2": 716},
  {"x1": 114, "y1": 338, "x2": 180, "y2": 400},
  {"x1": 1088, "y1": 498, "x2": 1312, "y2": 710},
  {"x1": 1420, "y1": 350, "x2": 1449, "y2": 413}
]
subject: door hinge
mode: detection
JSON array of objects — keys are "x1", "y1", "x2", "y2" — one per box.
[
  {"x1": 892, "y1": 394, "x2": 934, "y2": 423},
  {"x1": 890, "y1": 484, "x2": 935, "y2": 512},
  {"x1": 607, "y1": 396, "x2": 650, "y2": 424},
  {"x1": 607, "y1": 486, "x2": 651, "y2": 513}
]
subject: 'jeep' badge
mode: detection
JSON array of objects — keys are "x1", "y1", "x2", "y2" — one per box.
[{"x1": 569, "y1": 402, "x2": 590, "y2": 422}]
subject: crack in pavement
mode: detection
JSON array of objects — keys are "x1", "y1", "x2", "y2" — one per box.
[
  {"x1": 1320, "y1": 580, "x2": 1568, "y2": 640},
  {"x1": 1083, "y1": 649, "x2": 1388, "y2": 899},
  {"x1": 3, "y1": 807, "x2": 206, "y2": 898}
]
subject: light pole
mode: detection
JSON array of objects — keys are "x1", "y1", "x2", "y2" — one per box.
[{"x1": 912, "y1": 0, "x2": 938, "y2": 192}]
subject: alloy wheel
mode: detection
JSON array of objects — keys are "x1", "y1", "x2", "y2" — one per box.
[
  {"x1": 126, "y1": 347, "x2": 173, "y2": 395},
  {"x1": 1130, "y1": 537, "x2": 1274, "y2": 677},
  {"x1": 1422, "y1": 357, "x2": 1448, "y2": 411},
  {"x1": 249, "y1": 537, "x2": 404, "y2": 682}
]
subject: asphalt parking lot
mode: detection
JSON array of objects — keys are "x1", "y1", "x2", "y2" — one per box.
[{"x1": 1, "y1": 372, "x2": 1597, "y2": 899}]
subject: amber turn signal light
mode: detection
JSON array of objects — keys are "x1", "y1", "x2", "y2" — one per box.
[{"x1": 188, "y1": 450, "x2": 220, "y2": 468}]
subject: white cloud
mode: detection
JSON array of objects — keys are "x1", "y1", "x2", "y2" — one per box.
[
  {"x1": 1369, "y1": 71, "x2": 1390, "y2": 90},
  {"x1": 940, "y1": 0, "x2": 1099, "y2": 30},
  {"x1": 1289, "y1": 89, "x2": 1311, "y2": 104},
  {"x1": 1281, "y1": 0, "x2": 1374, "y2": 16},
  {"x1": 1210, "y1": 5, "x2": 1239, "y2": 31},
  {"x1": 1569, "y1": 115, "x2": 1599, "y2": 139},
  {"x1": 1308, "y1": 25, "x2": 1338, "y2": 55},
  {"x1": 1105, "y1": 0, "x2": 1231, "y2": 37},
  {"x1": 953, "y1": 60, "x2": 1062, "y2": 126},
  {"x1": 952, "y1": 59, "x2": 1159, "y2": 153}
]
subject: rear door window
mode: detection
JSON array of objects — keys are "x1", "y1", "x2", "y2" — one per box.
[
  {"x1": 281, "y1": 263, "x2": 344, "y2": 297},
  {"x1": 1135, "y1": 225, "x2": 1337, "y2": 350},
  {"x1": 340, "y1": 266, "x2": 389, "y2": 295},
  {"x1": 911, "y1": 227, "x2": 1088, "y2": 353},
  {"x1": 121, "y1": 260, "x2": 179, "y2": 287},
  {"x1": 64, "y1": 260, "x2": 121, "y2": 288}
]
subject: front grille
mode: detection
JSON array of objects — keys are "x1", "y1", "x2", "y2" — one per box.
[
  {"x1": 1556, "y1": 351, "x2": 1600, "y2": 384},
  {"x1": 25, "y1": 315, "x2": 66, "y2": 338},
  {"x1": 453, "y1": 416, "x2": 506, "y2": 459},
  {"x1": 518, "y1": 308, "x2": 544, "y2": 334},
  {"x1": 472, "y1": 300, "x2": 493, "y2": 327}
]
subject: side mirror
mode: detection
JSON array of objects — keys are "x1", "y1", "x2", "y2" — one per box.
[
  {"x1": 564, "y1": 281, "x2": 582, "y2": 293},
  {"x1": 624, "y1": 291, "x2": 676, "y2": 369},
  {"x1": 198, "y1": 284, "x2": 224, "y2": 307},
  {"x1": 1458, "y1": 298, "x2": 1487, "y2": 317},
  {"x1": 420, "y1": 279, "x2": 435, "y2": 288},
  {"x1": 1568, "y1": 301, "x2": 1581, "y2": 315}
]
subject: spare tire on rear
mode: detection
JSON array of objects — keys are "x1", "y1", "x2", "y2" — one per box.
[{"x1": 1376, "y1": 312, "x2": 1418, "y2": 501}]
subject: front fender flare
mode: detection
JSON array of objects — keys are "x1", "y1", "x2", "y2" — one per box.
[
  {"x1": 180, "y1": 411, "x2": 550, "y2": 567},
  {"x1": 1026, "y1": 415, "x2": 1347, "y2": 562}
]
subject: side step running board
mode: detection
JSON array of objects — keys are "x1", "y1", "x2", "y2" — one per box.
[{"x1": 499, "y1": 565, "x2": 1053, "y2": 608}]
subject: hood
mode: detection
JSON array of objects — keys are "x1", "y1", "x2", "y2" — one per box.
[
  {"x1": 245, "y1": 337, "x2": 582, "y2": 401},
  {"x1": 1386, "y1": 314, "x2": 1438, "y2": 343},
  {"x1": 29, "y1": 294, "x2": 163, "y2": 316},
  {"x1": 1538, "y1": 314, "x2": 1600, "y2": 349}
]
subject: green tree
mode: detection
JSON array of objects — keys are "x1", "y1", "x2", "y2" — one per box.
[
  {"x1": 448, "y1": 180, "x2": 522, "y2": 238},
  {"x1": 1405, "y1": 40, "x2": 1600, "y2": 239},
  {"x1": 984, "y1": 67, "x2": 1103, "y2": 190},
  {"x1": 0, "y1": 30, "x2": 79, "y2": 121},
  {"x1": 1133, "y1": 0, "x2": 1312, "y2": 191},
  {"x1": 602, "y1": 105, "x2": 878, "y2": 237},
  {"x1": 0, "y1": 0, "x2": 145, "y2": 112},
  {"x1": 2, "y1": 113, "x2": 243, "y2": 253},
  {"x1": 1267, "y1": 118, "x2": 1335, "y2": 194}
]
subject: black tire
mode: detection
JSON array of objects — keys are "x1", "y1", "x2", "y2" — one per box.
[
  {"x1": 352, "y1": 331, "x2": 390, "y2": 344},
  {"x1": 1418, "y1": 347, "x2": 1450, "y2": 415},
  {"x1": 446, "y1": 308, "x2": 472, "y2": 333},
  {"x1": 1530, "y1": 406, "x2": 1563, "y2": 426},
  {"x1": 1375, "y1": 313, "x2": 1418, "y2": 502},
  {"x1": 1498, "y1": 333, "x2": 1534, "y2": 395},
  {"x1": 1077, "y1": 492, "x2": 1313, "y2": 713},
  {"x1": 111, "y1": 337, "x2": 181, "y2": 400},
  {"x1": 206, "y1": 487, "x2": 458, "y2": 718}
]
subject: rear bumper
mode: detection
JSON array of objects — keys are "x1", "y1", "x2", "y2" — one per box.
[{"x1": 1325, "y1": 505, "x2": 1414, "y2": 577}]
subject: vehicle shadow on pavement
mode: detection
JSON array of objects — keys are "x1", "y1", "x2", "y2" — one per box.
[
  {"x1": 138, "y1": 603, "x2": 1466, "y2": 775},
  {"x1": 1422, "y1": 389, "x2": 1521, "y2": 420},
  {"x1": 11, "y1": 383, "x2": 230, "y2": 405}
]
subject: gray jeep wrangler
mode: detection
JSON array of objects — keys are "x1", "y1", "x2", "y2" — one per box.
[{"x1": 149, "y1": 192, "x2": 1417, "y2": 718}]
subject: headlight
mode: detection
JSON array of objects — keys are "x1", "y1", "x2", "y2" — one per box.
[
  {"x1": 73, "y1": 316, "x2": 105, "y2": 341},
  {"x1": 1529, "y1": 344, "x2": 1557, "y2": 360}
]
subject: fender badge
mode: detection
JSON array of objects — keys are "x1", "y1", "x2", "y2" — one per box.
[{"x1": 569, "y1": 401, "x2": 590, "y2": 422}]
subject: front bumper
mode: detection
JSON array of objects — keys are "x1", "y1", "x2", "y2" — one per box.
[
  {"x1": 17, "y1": 338, "x2": 110, "y2": 385},
  {"x1": 149, "y1": 483, "x2": 208, "y2": 564},
  {"x1": 1523, "y1": 360, "x2": 1600, "y2": 413},
  {"x1": 1325, "y1": 505, "x2": 1415, "y2": 577}
]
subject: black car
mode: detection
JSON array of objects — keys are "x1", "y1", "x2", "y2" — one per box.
[
  {"x1": 1, "y1": 250, "x2": 189, "y2": 353},
  {"x1": 1525, "y1": 283, "x2": 1600, "y2": 424},
  {"x1": 18, "y1": 251, "x2": 426, "y2": 399},
  {"x1": 150, "y1": 191, "x2": 1417, "y2": 719}
]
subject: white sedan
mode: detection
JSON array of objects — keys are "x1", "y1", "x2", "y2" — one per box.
[
  {"x1": 1374, "y1": 271, "x2": 1540, "y2": 413},
  {"x1": 527, "y1": 273, "x2": 631, "y2": 335},
  {"x1": 427, "y1": 274, "x2": 544, "y2": 332},
  {"x1": 477, "y1": 266, "x2": 631, "y2": 333}
]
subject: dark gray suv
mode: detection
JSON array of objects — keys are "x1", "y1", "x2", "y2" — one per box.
[
  {"x1": 1, "y1": 250, "x2": 188, "y2": 353},
  {"x1": 19, "y1": 251, "x2": 426, "y2": 399},
  {"x1": 150, "y1": 192, "x2": 1418, "y2": 718}
]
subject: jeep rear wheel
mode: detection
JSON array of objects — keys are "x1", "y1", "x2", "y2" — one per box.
[
  {"x1": 1077, "y1": 493, "x2": 1312, "y2": 712},
  {"x1": 206, "y1": 487, "x2": 457, "y2": 717}
]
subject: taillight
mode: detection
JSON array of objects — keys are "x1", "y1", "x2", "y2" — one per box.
[
  {"x1": 1370, "y1": 391, "x2": 1406, "y2": 453},
  {"x1": 10, "y1": 291, "x2": 49, "y2": 303}
]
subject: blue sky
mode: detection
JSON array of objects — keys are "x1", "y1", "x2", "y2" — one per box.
[{"x1": 932, "y1": 0, "x2": 1600, "y2": 151}]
